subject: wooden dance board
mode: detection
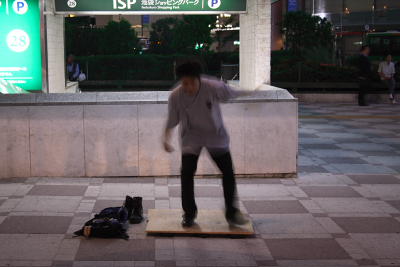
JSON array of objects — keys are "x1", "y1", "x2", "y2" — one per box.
[{"x1": 146, "y1": 209, "x2": 254, "y2": 236}]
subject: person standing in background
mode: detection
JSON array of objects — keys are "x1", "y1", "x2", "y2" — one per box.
[
  {"x1": 357, "y1": 46, "x2": 373, "y2": 106},
  {"x1": 378, "y1": 54, "x2": 397, "y2": 104}
]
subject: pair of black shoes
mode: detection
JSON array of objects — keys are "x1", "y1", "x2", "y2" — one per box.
[{"x1": 124, "y1": 196, "x2": 144, "y2": 224}]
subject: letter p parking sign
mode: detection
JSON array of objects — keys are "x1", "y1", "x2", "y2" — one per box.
[
  {"x1": 13, "y1": 0, "x2": 28, "y2": 15},
  {"x1": 208, "y1": 0, "x2": 221, "y2": 9}
]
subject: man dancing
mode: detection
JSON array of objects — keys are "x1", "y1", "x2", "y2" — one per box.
[{"x1": 163, "y1": 62, "x2": 249, "y2": 227}]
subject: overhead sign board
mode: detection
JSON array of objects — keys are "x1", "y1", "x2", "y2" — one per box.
[
  {"x1": 0, "y1": 0, "x2": 43, "y2": 91},
  {"x1": 288, "y1": 0, "x2": 298, "y2": 11},
  {"x1": 54, "y1": 0, "x2": 247, "y2": 14}
]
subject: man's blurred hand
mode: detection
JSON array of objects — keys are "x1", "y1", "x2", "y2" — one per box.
[
  {"x1": 163, "y1": 128, "x2": 175, "y2": 153},
  {"x1": 163, "y1": 141, "x2": 175, "y2": 153}
]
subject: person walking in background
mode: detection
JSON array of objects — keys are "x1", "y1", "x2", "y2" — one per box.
[
  {"x1": 162, "y1": 62, "x2": 250, "y2": 228},
  {"x1": 378, "y1": 54, "x2": 397, "y2": 104},
  {"x1": 357, "y1": 46, "x2": 373, "y2": 106}
]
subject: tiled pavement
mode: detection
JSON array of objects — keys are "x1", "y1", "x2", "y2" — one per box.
[{"x1": 0, "y1": 104, "x2": 400, "y2": 267}]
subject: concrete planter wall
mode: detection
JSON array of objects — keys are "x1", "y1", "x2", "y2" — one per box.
[
  {"x1": 293, "y1": 93, "x2": 395, "y2": 104},
  {"x1": 0, "y1": 86, "x2": 298, "y2": 178}
]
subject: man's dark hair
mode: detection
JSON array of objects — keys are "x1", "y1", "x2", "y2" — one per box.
[
  {"x1": 175, "y1": 61, "x2": 202, "y2": 80},
  {"x1": 360, "y1": 45, "x2": 369, "y2": 52}
]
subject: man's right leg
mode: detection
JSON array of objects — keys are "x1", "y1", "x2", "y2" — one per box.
[{"x1": 180, "y1": 146, "x2": 201, "y2": 227}]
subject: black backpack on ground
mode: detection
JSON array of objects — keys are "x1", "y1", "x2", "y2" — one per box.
[{"x1": 74, "y1": 196, "x2": 134, "y2": 240}]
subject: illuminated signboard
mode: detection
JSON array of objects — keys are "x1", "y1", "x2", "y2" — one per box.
[
  {"x1": 0, "y1": 0, "x2": 43, "y2": 91},
  {"x1": 54, "y1": 0, "x2": 247, "y2": 14},
  {"x1": 288, "y1": 0, "x2": 298, "y2": 11}
]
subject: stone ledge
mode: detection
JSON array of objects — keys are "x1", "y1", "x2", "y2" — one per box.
[{"x1": 0, "y1": 85, "x2": 297, "y2": 106}]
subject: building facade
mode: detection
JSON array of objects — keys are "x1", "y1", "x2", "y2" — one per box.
[
  {"x1": 309, "y1": 0, "x2": 400, "y2": 56},
  {"x1": 272, "y1": 0, "x2": 400, "y2": 56}
]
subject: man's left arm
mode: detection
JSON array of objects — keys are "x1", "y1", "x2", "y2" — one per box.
[{"x1": 214, "y1": 81, "x2": 254, "y2": 102}]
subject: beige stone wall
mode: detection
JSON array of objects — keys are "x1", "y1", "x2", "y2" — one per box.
[
  {"x1": 0, "y1": 89, "x2": 298, "y2": 178},
  {"x1": 45, "y1": 0, "x2": 66, "y2": 93},
  {"x1": 240, "y1": 0, "x2": 272, "y2": 90}
]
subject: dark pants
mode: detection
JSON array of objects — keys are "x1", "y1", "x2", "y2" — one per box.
[
  {"x1": 180, "y1": 149, "x2": 239, "y2": 219},
  {"x1": 358, "y1": 77, "x2": 371, "y2": 106}
]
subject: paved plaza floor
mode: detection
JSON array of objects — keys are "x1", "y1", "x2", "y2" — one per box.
[{"x1": 0, "y1": 104, "x2": 400, "y2": 267}]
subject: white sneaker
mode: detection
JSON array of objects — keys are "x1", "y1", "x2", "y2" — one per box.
[{"x1": 392, "y1": 99, "x2": 398, "y2": 104}]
